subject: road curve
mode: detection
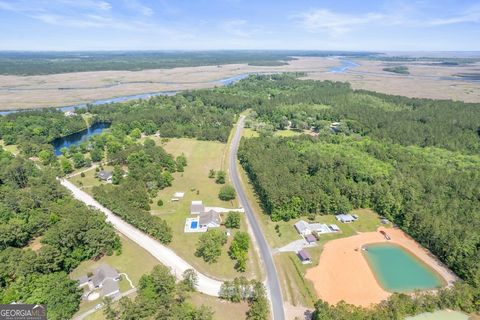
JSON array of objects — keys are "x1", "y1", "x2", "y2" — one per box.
[
  {"x1": 229, "y1": 116, "x2": 285, "y2": 320},
  {"x1": 59, "y1": 179, "x2": 223, "y2": 297}
]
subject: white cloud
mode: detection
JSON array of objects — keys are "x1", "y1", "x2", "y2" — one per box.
[
  {"x1": 292, "y1": 9, "x2": 385, "y2": 36},
  {"x1": 426, "y1": 5, "x2": 480, "y2": 26},
  {"x1": 123, "y1": 0, "x2": 154, "y2": 16}
]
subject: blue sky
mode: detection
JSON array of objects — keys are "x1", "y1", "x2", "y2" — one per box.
[{"x1": 0, "y1": 0, "x2": 479, "y2": 51}]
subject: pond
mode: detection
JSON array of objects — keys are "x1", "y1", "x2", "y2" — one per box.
[
  {"x1": 363, "y1": 243, "x2": 445, "y2": 292},
  {"x1": 51, "y1": 122, "x2": 110, "y2": 155},
  {"x1": 405, "y1": 310, "x2": 469, "y2": 320}
]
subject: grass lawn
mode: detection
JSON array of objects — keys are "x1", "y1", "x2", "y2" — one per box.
[
  {"x1": 189, "y1": 292, "x2": 250, "y2": 320},
  {"x1": 144, "y1": 137, "x2": 261, "y2": 281}
]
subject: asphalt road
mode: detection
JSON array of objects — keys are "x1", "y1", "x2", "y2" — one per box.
[{"x1": 229, "y1": 116, "x2": 285, "y2": 320}]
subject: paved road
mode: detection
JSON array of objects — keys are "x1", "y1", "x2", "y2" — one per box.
[
  {"x1": 229, "y1": 116, "x2": 285, "y2": 320},
  {"x1": 59, "y1": 179, "x2": 223, "y2": 297}
]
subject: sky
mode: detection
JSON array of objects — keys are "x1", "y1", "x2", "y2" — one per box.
[{"x1": 0, "y1": 0, "x2": 479, "y2": 51}]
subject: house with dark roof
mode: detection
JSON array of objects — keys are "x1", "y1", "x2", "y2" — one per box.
[
  {"x1": 98, "y1": 170, "x2": 113, "y2": 182},
  {"x1": 199, "y1": 209, "x2": 222, "y2": 229},
  {"x1": 91, "y1": 264, "x2": 121, "y2": 298}
]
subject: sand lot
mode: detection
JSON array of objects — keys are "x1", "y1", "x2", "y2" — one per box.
[
  {"x1": 1, "y1": 57, "x2": 480, "y2": 110},
  {"x1": 305, "y1": 227, "x2": 458, "y2": 307}
]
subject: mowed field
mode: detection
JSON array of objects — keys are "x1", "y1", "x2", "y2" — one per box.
[{"x1": 1, "y1": 56, "x2": 480, "y2": 111}]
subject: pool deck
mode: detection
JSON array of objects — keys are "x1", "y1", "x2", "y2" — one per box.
[{"x1": 305, "y1": 227, "x2": 458, "y2": 307}]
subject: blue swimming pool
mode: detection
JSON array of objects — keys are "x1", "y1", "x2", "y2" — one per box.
[{"x1": 190, "y1": 221, "x2": 198, "y2": 229}]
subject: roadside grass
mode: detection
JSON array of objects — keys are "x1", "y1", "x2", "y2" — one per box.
[
  {"x1": 242, "y1": 128, "x2": 302, "y2": 139},
  {"x1": 189, "y1": 292, "x2": 249, "y2": 320},
  {"x1": 70, "y1": 234, "x2": 159, "y2": 318},
  {"x1": 145, "y1": 137, "x2": 261, "y2": 280}
]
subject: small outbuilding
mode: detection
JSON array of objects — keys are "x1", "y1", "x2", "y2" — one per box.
[
  {"x1": 305, "y1": 234, "x2": 316, "y2": 244},
  {"x1": 297, "y1": 249, "x2": 312, "y2": 264},
  {"x1": 190, "y1": 201, "x2": 205, "y2": 215},
  {"x1": 336, "y1": 214, "x2": 356, "y2": 223}
]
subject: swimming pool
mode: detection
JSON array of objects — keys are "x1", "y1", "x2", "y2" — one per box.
[
  {"x1": 364, "y1": 243, "x2": 444, "y2": 292},
  {"x1": 190, "y1": 221, "x2": 198, "y2": 229}
]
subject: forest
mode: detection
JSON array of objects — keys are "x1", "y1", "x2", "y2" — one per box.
[{"x1": 0, "y1": 147, "x2": 120, "y2": 319}]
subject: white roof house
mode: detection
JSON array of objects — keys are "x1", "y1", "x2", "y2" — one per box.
[
  {"x1": 294, "y1": 220, "x2": 311, "y2": 235},
  {"x1": 336, "y1": 214, "x2": 356, "y2": 223},
  {"x1": 173, "y1": 192, "x2": 185, "y2": 198},
  {"x1": 294, "y1": 220, "x2": 340, "y2": 236}
]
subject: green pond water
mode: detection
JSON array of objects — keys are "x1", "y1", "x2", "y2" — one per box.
[
  {"x1": 405, "y1": 310, "x2": 469, "y2": 320},
  {"x1": 364, "y1": 243, "x2": 444, "y2": 292}
]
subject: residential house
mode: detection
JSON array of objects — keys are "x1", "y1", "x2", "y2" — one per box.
[
  {"x1": 91, "y1": 264, "x2": 121, "y2": 298},
  {"x1": 294, "y1": 220, "x2": 340, "y2": 236},
  {"x1": 98, "y1": 170, "x2": 113, "y2": 182},
  {"x1": 199, "y1": 209, "x2": 222, "y2": 230}
]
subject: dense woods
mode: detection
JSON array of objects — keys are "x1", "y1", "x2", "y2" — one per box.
[
  {"x1": 0, "y1": 147, "x2": 120, "y2": 319},
  {"x1": 92, "y1": 138, "x2": 177, "y2": 244},
  {"x1": 88, "y1": 94, "x2": 237, "y2": 142},
  {"x1": 0, "y1": 110, "x2": 87, "y2": 156}
]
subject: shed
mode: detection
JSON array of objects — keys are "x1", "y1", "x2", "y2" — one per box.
[
  {"x1": 297, "y1": 249, "x2": 312, "y2": 264},
  {"x1": 173, "y1": 192, "x2": 185, "y2": 198},
  {"x1": 305, "y1": 234, "x2": 316, "y2": 244},
  {"x1": 336, "y1": 214, "x2": 356, "y2": 223},
  {"x1": 190, "y1": 201, "x2": 205, "y2": 215}
]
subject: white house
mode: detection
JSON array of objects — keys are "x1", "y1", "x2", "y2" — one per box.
[{"x1": 294, "y1": 220, "x2": 340, "y2": 236}]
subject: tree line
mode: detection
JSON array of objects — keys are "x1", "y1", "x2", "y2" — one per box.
[{"x1": 0, "y1": 147, "x2": 120, "y2": 319}]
